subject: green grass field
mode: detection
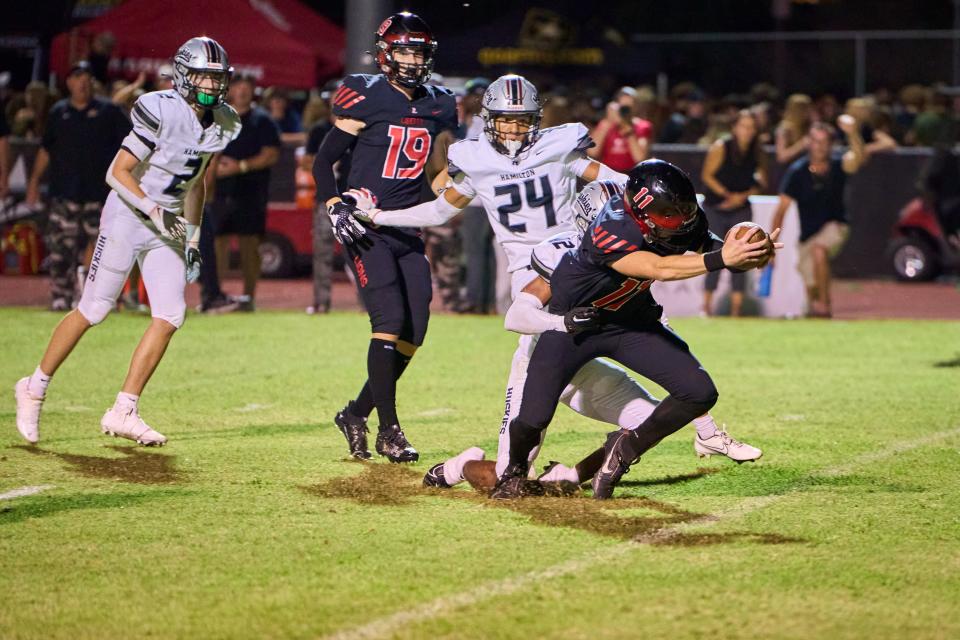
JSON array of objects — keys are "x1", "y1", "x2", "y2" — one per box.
[{"x1": 1, "y1": 308, "x2": 959, "y2": 639}]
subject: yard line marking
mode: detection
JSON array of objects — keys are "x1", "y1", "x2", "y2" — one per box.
[
  {"x1": 322, "y1": 425, "x2": 960, "y2": 640},
  {"x1": 415, "y1": 408, "x2": 455, "y2": 418},
  {"x1": 0, "y1": 485, "x2": 55, "y2": 501}
]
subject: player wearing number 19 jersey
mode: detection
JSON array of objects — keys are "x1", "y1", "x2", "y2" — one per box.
[
  {"x1": 13, "y1": 37, "x2": 240, "y2": 447},
  {"x1": 312, "y1": 12, "x2": 458, "y2": 462}
]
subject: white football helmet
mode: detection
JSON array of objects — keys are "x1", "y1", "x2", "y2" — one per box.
[
  {"x1": 173, "y1": 37, "x2": 233, "y2": 108},
  {"x1": 481, "y1": 74, "x2": 542, "y2": 158},
  {"x1": 573, "y1": 180, "x2": 625, "y2": 237}
]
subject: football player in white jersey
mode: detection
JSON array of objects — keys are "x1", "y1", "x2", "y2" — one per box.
[
  {"x1": 419, "y1": 181, "x2": 762, "y2": 493},
  {"x1": 13, "y1": 37, "x2": 241, "y2": 446}
]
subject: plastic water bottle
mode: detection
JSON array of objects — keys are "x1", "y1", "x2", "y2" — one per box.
[{"x1": 757, "y1": 265, "x2": 773, "y2": 298}]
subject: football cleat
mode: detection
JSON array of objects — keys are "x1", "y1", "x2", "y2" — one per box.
[
  {"x1": 489, "y1": 462, "x2": 545, "y2": 499},
  {"x1": 100, "y1": 406, "x2": 167, "y2": 446},
  {"x1": 14, "y1": 377, "x2": 43, "y2": 444},
  {"x1": 375, "y1": 424, "x2": 418, "y2": 463},
  {"x1": 334, "y1": 403, "x2": 372, "y2": 460},
  {"x1": 592, "y1": 430, "x2": 638, "y2": 500},
  {"x1": 422, "y1": 462, "x2": 450, "y2": 488},
  {"x1": 694, "y1": 429, "x2": 762, "y2": 463}
]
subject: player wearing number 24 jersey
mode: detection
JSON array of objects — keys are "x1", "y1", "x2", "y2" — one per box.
[
  {"x1": 13, "y1": 36, "x2": 240, "y2": 448},
  {"x1": 312, "y1": 12, "x2": 458, "y2": 464}
]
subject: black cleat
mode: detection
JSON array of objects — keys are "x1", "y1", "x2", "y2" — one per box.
[
  {"x1": 422, "y1": 462, "x2": 451, "y2": 488},
  {"x1": 375, "y1": 424, "x2": 419, "y2": 463},
  {"x1": 592, "y1": 429, "x2": 639, "y2": 500},
  {"x1": 334, "y1": 402, "x2": 372, "y2": 460},
  {"x1": 489, "y1": 462, "x2": 545, "y2": 499}
]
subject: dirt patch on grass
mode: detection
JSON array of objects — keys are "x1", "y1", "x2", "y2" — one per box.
[
  {"x1": 302, "y1": 462, "x2": 800, "y2": 546},
  {"x1": 16, "y1": 445, "x2": 182, "y2": 484}
]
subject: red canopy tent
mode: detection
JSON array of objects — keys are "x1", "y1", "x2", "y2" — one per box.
[{"x1": 50, "y1": 0, "x2": 344, "y2": 88}]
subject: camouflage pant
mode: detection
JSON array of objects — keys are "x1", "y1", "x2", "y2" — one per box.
[
  {"x1": 46, "y1": 198, "x2": 102, "y2": 308},
  {"x1": 423, "y1": 221, "x2": 463, "y2": 310},
  {"x1": 312, "y1": 204, "x2": 334, "y2": 311}
]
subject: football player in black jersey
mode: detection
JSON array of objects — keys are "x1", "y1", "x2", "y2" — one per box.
[
  {"x1": 492, "y1": 159, "x2": 782, "y2": 499},
  {"x1": 312, "y1": 12, "x2": 458, "y2": 463}
]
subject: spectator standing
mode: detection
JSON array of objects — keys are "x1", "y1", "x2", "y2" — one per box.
[
  {"x1": 265, "y1": 87, "x2": 302, "y2": 135},
  {"x1": 302, "y1": 93, "x2": 341, "y2": 314},
  {"x1": 87, "y1": 32, "x2": 115, "y2": 85},
  {"x1": 588, "y1": 87, "x2": 651, "y2": 171},
  {"x1": 0, "y1": 105, "x2": 9, "y2": 201},
  {"x1": 701, "y1": 109, "x2": 768, "y2": 317},
  {"x1": 25, "y1": 61, "x2": 129, "y2": 310},
  {"x1": 770, "y1": 118, "x2": 865, "y2": 318},
  {"x1": 843, "y1": 97, "x2": 897, "y2": 156},
  {"x1": 457, "y1": 77, "x2": 497, "y2": 313},
  {"x1": 657, "y1": 88, "x2": 708, "y2": 144},
  {"x1": 775, "y1": 93, "x2": 812, "y2": 164},
  {"x1": 210, "y1": 75, "x2": 281, "y2": 312}
]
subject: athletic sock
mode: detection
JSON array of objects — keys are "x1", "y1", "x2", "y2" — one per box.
[
  {"x1": 442, "y1": 447, "x2": 486, "y2": 486},
  {"x1": 693, "y1": 414, "x2": 719, "y2": 440},
  {"x1": 508, "y1": 419, "x2": 542, "y2": 471},
  {"x1": 352, "y1": 350, "x2": 413, "y2": 418},
  {"x1": 367, "y1": 339, "x2": 400, "y2": 427},
  {"x1": 114, "y1": 391, "x2": 139, "y2": 411},
  {"x1": 27, "y1": 366, "x2": 51, "y2": 399}
]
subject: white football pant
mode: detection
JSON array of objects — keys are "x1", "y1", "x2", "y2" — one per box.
[{"x1": 78, "y1": 192, "x2": 187, "y2": 328}]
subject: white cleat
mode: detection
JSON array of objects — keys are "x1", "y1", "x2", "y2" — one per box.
[
  {"x1": 695, "y1": 429, "x2": 762, "y2": 463},
  {"x1": 14, "y1": 377, "x2": 43, "y2": 444},
  {"x1": 100, "y1": 406, "x2": 167, "y2": 447}
]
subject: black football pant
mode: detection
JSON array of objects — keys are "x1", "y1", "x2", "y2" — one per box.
[{"x1": 508, "y1": 323, "x2": 719, "y2": 470}]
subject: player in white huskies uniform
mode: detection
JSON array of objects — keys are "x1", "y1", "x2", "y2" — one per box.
[
  {"x1": 345, "y1": 75, "x2": 760, "y2": 492},
  {"x1": 13, "y1": 37, "x2": 240, "y2": 446}
]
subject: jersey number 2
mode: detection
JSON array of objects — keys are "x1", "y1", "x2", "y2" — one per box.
[
  {"x1": 163, "y1": 157, "x2": 204, "y2": 197},
  {"x1": 382, "y1": 125, "x2": 431, "y2": 180}
]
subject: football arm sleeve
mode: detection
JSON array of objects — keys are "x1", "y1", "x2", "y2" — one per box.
[
  {"x1": 569, "y1": 157, "x2": 628, "y2": 184},
  {"x1": 369, "y1": 192, "x2": 465, "y2": 227},
  {"x1": 313, "y1": 125, "x2": 357, "y2": 205},
  {"x1": 503, "y1": 292, "x2": 567, "y2": 335},
  {"x1": 105, "y1": 148, "x2": 156, "y2": 214}
]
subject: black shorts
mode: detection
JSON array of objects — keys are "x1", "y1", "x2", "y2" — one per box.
[
  {"x1": 345, "y1": 226, "x2": 432, "y2": 345},
  {"x1": 212, "y1": 195, "x2": 267, "y2": 236},
  {"x1": 517, "y1": 322, "x2": 717, "y2": 430}
]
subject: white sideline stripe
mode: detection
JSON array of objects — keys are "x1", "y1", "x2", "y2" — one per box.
[
  {"x1": 0, "y1": 485, "x2": 55, "y2": 501},
  {"x1": 322, "y1": 426, "x2": 960, "y2": 640}
]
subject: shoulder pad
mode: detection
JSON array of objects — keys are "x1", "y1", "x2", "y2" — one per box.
[
  {"x1": 331, "y1": 74, "x2": 378, "y2": 119},
  {"x1": 533, "y1": 122, "x2": 593, "y2": 161},
  {"x1": 131, "y1": 93, "x2": 163, "y2": 135},
  {"x1": 446, "y1": 139, "x2": 477, "y2": 178}
]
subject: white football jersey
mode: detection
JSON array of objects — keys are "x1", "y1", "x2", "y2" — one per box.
[
  {"x1": 120, "y1": 90, "x2": 241, "y2": 214},
  {"x1": 530, "y1": 228, "x2": 580, "y2": 282},
  {"x1": 447, "y1": 123, "x2": 592, "y2": 272}
]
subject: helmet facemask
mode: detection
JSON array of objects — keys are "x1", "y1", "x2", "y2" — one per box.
[
  {"x1": 377, "y1": 40, "x2": 436, "y2": 88},
  {"x1": 177, "y1": 67, "x2": 230, "y2": 107},
  {"x1": 482, "y1": 110, "x2": 542, "y2": 159},
  {"x1": 628, "y1": 193, "x2": 702, "y2": 254}
]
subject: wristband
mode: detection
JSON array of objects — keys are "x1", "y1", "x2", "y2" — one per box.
[
  {"x1": 704, "y1": 250, "x2": 725, "y2": 272},
  {"x1": 185, "y1": 223, "x2": 200, "y2": 247},
  {"x1": 137, "y1": 195, "x2": 158, "y2": 215}
]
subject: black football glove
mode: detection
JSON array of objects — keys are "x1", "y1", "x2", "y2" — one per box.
[
  {"x1": 328, "y1": 199, "x2": 368, "y2": 247},
  {"x1": 563, "y1": 306, "x2": 601, "y2": 334},
  {"x1": 184, "y1": 244, "x2": 202, "y2": 283}
]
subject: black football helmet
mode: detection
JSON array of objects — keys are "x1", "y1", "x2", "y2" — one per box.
[
  {"x1": 623, "y1": 159, "x2": 706, "y2": 253},
  {"x1": 375, "y1": 12, "x2": 437, "y2": 89}
]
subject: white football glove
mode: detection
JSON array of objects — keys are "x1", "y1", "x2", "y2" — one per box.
[
  {"x1": 147, "y1": 205, "x2": 188, "y2": 241},
  {"x1": 343, "y1": 188, "x2": 379, "y2": 223}
]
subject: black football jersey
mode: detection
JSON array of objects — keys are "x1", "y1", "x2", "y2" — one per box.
[
  {"x1": 548, "y1": 195, "x2": 719, "y2": 328},
  {"x1": 332, "y1": 74, "x2": 458, "y2": 212}
]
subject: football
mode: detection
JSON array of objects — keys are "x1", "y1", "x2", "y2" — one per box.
[{"x1": 726, "y1": 221, "x2": 773, "y2": 267}]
